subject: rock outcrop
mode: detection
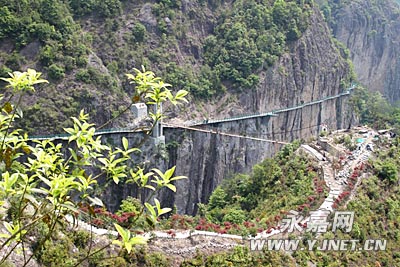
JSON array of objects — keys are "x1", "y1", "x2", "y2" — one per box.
[
  {"x1": 24, "y1": 7, "x2": 355, "y2": 215},
  {"x1": 159, "y1": 8, "x2": 354, "y2": 215},
  {"x1": 329, "y1": 0, "x2": 400, "y2": 102}
]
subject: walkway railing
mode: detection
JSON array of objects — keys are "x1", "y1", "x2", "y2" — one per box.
[
  {"x1": 189, "y1": 84, "x2": 355, "y2": 126},
  {"x1": 28, "y1": 84, "x2": 356, "y2": 141}
]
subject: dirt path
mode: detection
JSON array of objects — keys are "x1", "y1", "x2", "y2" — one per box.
[{"x1": 66, "y1": 134, "x2": 374, "y2": 265}]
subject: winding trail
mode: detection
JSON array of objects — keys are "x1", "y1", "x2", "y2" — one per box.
[{"x1": 70, "y1": 134, "x2": 373, "y2": 244}]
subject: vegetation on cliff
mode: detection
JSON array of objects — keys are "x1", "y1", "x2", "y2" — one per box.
[
  {"x1": 0, "y1": 0, "x2": 313, "y2": 133},
  {"x1": 203, "y1": 141, "x2": 326, "y2": 231},
  {"x1": 350, "y1": 85, "x2": 400, "y2": 131}
]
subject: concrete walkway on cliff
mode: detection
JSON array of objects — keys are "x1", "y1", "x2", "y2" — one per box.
[
  {"x1": 69, "y1": 135, "x2": 373, "y2": 242},
  {"x1": 29, "y1": 84, "x2": 356, "y2": 141}
]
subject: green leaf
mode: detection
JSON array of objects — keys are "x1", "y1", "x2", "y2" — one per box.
[
  {"x1": 130, "y1": 236, "x2": 148, "y2": 246},
  {"x1": 4, "y1": 222, "x2": 13, "y2": 234},
  {"x1": 112, "y1": 176, "x2": 120, "y2": 184},
  {"x1": 145, "y1": 185, "x2": 156, "y2": 191},
  {"x1": 125, "y1": 241, "x2": 132, "y2": 254},
  {"x1": 159, "y1": 207, "x2": 172, "y2": 216},
  {"x1": 112, "y1": 223, "x2": 147, "y2": 254},
  {"x1": 3, "y1": 102, "x2": 12, "y2": 113},
  {"x1": 154, "y1": 198, "x2": 161, "y2": 211},
  {"x1": 60, "y1": 203, "x2": 80, "y2": 213},
  {"x1": 24, "y1": 193, "x2": 39, "y2": 205},
  {"x1": 112, "y1": 240, "x2": 123, "y2": 247},
  {"x1": 170, "y1": 175, "x2": 187, "y2": 181},
  {"x1": 145, "y1": 202, "x2": 156, "y2": 218},
  {"x1": 122, "y1": 137, "x2": 129, "y2": 150},
  {"x1": 0, "y1": 233, "x2": 10, "y2": 239},
  {"x1": 175, "y1": 90, "x2": 188, "y2": 99},
  {"x1": 114, "y1": 223, "x2": 130, "y2": 242},
  {"x1": 151, "y1": 168, "x2": 164, "y2": 180},
  {"x1": 165, "y1": 184, "x2": 176, "y2": 192},
  {"x1": 88, "y1": 196, "x2": 104, "y2": 207},
  {"x1": 164, "y1": 166, "x2": 176, "y2": 181}
]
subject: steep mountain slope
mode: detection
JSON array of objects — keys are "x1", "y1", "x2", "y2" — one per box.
[
  {"x1": 102, "y1": 6, "x2": 355, "y2": 215},
  {"x1": 318, "y1": 0, "x2": 400, "y2": 103},
  {"x1": 0, "y1": 0, "x2": 352, "y2": 135},
  {"x1": 0, "y1": 0, "x2": 356, "y2": 214}
]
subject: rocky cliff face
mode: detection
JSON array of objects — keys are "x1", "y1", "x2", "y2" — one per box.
[
  {"x1": 328, "y1": 0, "x2": 400, "y2": 102},
  {"x1": 158, "y1": 9, "x2": 354, "y2": 215},
  {"x1": 9, "y1": 3, "x2": 355, "y2": 215}
]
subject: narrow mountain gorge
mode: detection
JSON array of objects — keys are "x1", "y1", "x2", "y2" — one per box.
[
  {"x1": 89, "y1": 4, "x2": 356, "y2": 214},
  {"x1": 159, "y1": 6, "x2": 354, "y2": 214}
]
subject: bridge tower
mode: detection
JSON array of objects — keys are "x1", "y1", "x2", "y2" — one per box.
[
  {"x1": 151, "y1": 103, "x2": 165, "y2": 145},
  {"x1": 131, "y1": 102, "x2": 165, "y2": 146}
]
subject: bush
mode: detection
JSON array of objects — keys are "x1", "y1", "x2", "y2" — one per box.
[
  {"x1": 202, "y1": 0, "x2": 311, "y2": 91},
  {"x1": 97, "y1": 0, "x2": 121, "y2": 17},
  {"x1": 39, "y1": 44, "x2": 58, "y2": 66},
  {"x1": 76, "y1": 55, "x2": 88, "y2": 67},
  {"x1": 0, "y1": 6, "x2": 19, "y2": 40},
  {"x1": 0, "y1": 68, "x2": 188, "y2": 266},
  {"x1": 48, "y1": 63, "x2": 65, "y2": 80},
  {"x1": 117, "y1": 197, "x2": 142, "y2": 215},
  {"x1": 28, "y1": 22, "x2": 58, "y2": 42},
  {"x1": 75, "y1": 69, "x2": 91, "y2": 83},
  {"x1": 63, "y1": 56, "x2": 76, "y2": 72},
  {"x1": 68, "y1": 230, "x2": 90, "y2": 249},
  {"x1": 132, "y1": 22, "x2": 146, "y2": 42},
  {"x1": 37, "y1": 239, "x2": 75, "y2": 267},
  {"x1": 377, "y1": 159, "x2": 398, "y2": 184},
  {"x1": 207, "y1": 187, "x2": 227, "y2": 210},
  {"x1": 222, "y1": 208, "x2": 246, "y2": 224},
  {"x1": 0, "y1": 66, "x2": 12, "y2": 79}
]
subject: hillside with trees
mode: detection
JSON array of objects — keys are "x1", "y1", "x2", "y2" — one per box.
[
  {"x1": 1, "y1": 0, "x2": 400, "y2": 266},
  {"x1": 0, "y1": 0, "x2": 313, "y2": 134}
]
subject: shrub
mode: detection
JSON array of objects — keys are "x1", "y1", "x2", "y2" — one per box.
[
  {"x1": 207, "y1": 187, "x2": 227, "y2": 210},
  {"x1": 75, "y1": 69, "x2": 91, "y2": 83},
  {"x1": 36, "y1": 239, "x2": 75, "y2": 267},
  {"x1": 132, "y1": 22, "x2": 146, "y2": 42},
  {"x1": 39, "y1": 44, "x2": 58, "y2": 66},
  {"x1": 222, "y1": 208, "x2": 246, "y2": 224},
  {"x1": 48, "y1": 63, "x2": 65, "y2": 80},
  {"x1": 63, "y1": 55, "x2": 76, "y2": 72},
  {"x1": 377, "y1": 159, "x2": 398, "y2": 184},
  {"x1": 0, "y1": 68, "x2": 188, "y2": 265},
  {"x1": 0, "y1": 6, "x2": 19, "y2": 40},
  {"x1": 0, "y1": 66, "x2": 12, "y2": 79},
  {"x1": 68, "y1": 230, "x2": 90, "y2": 249}
]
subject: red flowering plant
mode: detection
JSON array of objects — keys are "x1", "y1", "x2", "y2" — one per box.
[{"x1": 161, "y1": 213, "x2": 196, "y2": 230}]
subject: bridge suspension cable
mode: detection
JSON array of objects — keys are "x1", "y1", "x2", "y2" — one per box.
[
  {"x1": 27, "y1": 84, "x2": 356, "y2": 141},
  {"x1": 163, "y1": 123, "x2": 290, "y2": 145}
]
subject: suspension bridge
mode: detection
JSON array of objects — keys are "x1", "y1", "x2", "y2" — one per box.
[
  {"x1": 28, "y1": 84, "x2": 356, "y2": 144},
  {"x1": 188, "y1": 85, "x2": 355, "y2": 125}
]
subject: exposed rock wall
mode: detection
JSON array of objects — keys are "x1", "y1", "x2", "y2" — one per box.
[
  {"x1": 163, "y1": 8, "x2": 354, "y2": 214},
  {"x1": 87, "y1": 8, "x2": 355, "y2": 215},
  {"x1": 330, "y1": 0, "x2": 400, "y2": 102},
  {"x1": 164, "y1": 97, "x2": 352, "y2": 215}
]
